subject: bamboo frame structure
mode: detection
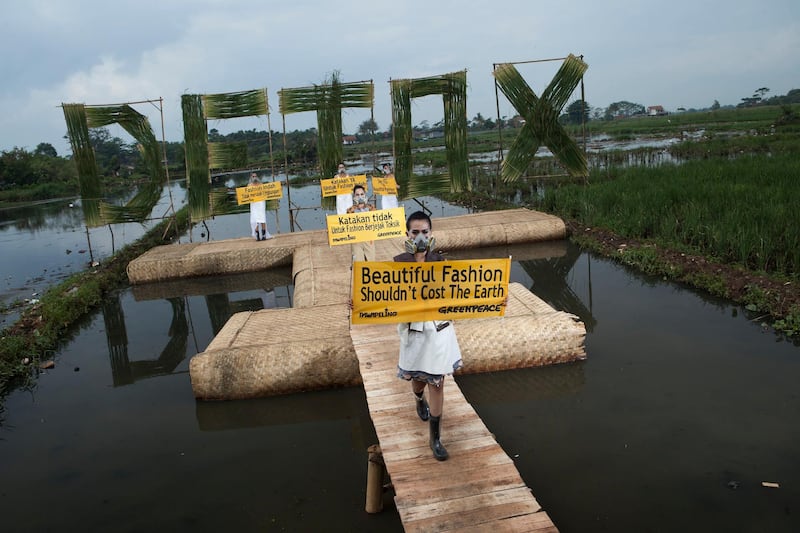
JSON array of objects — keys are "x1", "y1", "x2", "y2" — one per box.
[
  {"x1": 182, "y1": 88, "x2": 278, "y2": 228},
  {"x1": 492, "y1": 54, "x2": 589, "y2": 186},
  {"x1": 390, "y1": 70, "x2": 470, "y2": 200},
  {"x1": 62, "y1": 98, "x2": 177, "y2": 256},
  {"x1": 278, "y1": 73, "x2": 375, "y2": 231}
]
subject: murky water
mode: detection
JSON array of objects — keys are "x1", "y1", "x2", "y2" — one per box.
[{"x1": 0, "y1": 186, "x2": 798, "y2": 532}]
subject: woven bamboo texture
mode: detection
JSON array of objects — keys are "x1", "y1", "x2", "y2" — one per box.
[
  {"x1": 351, "y1": 321, "x2": 558, "y2": 532},
  {"x1": 189, "y1": 283, "x2": 585, "y2": 399},
  {"x1": 190, "y1": 304, "x2": 361, "y2": 400},
  {"x1": 128, "y1": 208, "x2": 564, "y2": 284},
  {"x1": 127, "y1": 229, "x2": 328, "y2": 284},
  {"x1": 291, "y1": 242, "x2": 354, "y2": 308}
]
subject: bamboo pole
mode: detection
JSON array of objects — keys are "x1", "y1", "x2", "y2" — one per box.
[
  {"x1": 365, "y1": 444, "x2": 384, "y2": 513},
  {"x1": 265, "y1": 91, "x2": 280, "y2": 234},
  {"x1": 281, "y1": 111, "x2": 295, "y2": 232}
]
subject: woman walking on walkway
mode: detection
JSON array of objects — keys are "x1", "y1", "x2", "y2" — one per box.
[{"x1": 394, "y1": 210, "x2": 462, "y2": 461}]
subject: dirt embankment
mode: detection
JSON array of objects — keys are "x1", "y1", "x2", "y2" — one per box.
[{"x1": 565, "y1": 219, "x2": 800, "y2": 321}]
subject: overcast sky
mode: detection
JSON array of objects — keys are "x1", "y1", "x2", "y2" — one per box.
[{"x1": 2, "y1": 0, "x2": 798, "y2": 155}]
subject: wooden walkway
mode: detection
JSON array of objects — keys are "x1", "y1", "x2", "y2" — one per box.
[{"x1": 350, "y1": 323, "x2": 558, "y2": 532}]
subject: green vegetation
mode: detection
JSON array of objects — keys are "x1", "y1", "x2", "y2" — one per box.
[
  {"x1": 571, "y1": 104, "x2": 800, "y2": 138},
  {"x1": 539, "y1": 155, "x2": 800, "y2": 276}
]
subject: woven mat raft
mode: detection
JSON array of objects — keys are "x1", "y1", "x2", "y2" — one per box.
[
  {"x1": 185, "y1": 208, "x2": 584, "y2": 399},
  {"x1": 351, "y1": 322, "x2": 558, "y2": 532},
  {"x1": 190, "y1": 282, "x2": 585, "y2": 399},
  {"x1": 128, "y1": 208, "x2": 566, "y2": 284}
]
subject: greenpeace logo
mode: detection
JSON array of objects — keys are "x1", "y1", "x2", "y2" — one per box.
[
  {"x1": 437, "y1": 304, "x2": 502, "y2": 314},
  {"x1": 359, "y1": 309, "x2": 398, "y2": 318}
]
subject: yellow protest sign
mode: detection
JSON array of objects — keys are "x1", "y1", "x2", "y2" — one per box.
[
  {"x1": 235, "y1": 182, "x2": 283, "y2": 204},
  {"x1": 320, "y1": 174, "x2": 368, "y2": 197},
  {"x1": 327, "y1": 207, "x2": 405, "y2": 246},
  {"x1": 371, "y1": 176, "x2": 398, "y2": 195},
  {"x1": 351, "y1": 257, "x2": 511, "y2": 324}
]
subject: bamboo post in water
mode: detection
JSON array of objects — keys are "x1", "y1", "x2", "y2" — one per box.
[{"x1": 365, "y1": 444, "x2": 384, "y2": 513}]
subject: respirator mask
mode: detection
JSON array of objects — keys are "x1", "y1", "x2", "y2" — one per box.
[{"x1": 404, "y1": 233, "x2": 435, "y2": 254}]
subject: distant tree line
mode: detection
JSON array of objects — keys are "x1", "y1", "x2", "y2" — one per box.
[
  {"x1": 738, "y1": 87, "x2": 800, "y2": 108},
  {"x1": 0, "y1": 126, "x2": 325, "y2": 201}
]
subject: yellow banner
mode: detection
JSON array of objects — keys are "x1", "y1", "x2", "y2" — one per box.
[
  {"x1": 351, "y1": 258, "x2": 511, "y2": 324},
  {"x1": 327, "y1": 207, "x2": 406, "y2": 246},
  {"x1": 320, "y1": 174, "x2": 368, "y2": 197},
  {"x1": 235, "y1": 182, "x2": 283, "y2": 204},
  {"x1": 371, "y1": 176, "x2": 398, "y2": 195}
]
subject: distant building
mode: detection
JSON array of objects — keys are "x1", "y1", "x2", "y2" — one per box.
[
  {"x1": 508, "y1": 115, "x2": 526, "y2": 128},
  {"x1": 342, "y1": 135, "x2": 359, "y2": 145},
  {"x1": 647, "y1": 105, "x2": 667, "y2": 116}
]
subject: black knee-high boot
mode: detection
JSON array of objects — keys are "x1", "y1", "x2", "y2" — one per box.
[
  {"x1": 429, "y1": 415, "x2": 448, "y2": 461},
  {"x1": 414, "y1": 391, "x2": 429, "y2": 421}
]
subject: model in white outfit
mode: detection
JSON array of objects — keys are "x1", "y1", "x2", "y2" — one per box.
[
  {"x1": 332, "y1": 163, "x2": 351, "y2": 215},
  {"x1": 248, "y1": 173, "x2": 272, "y2": 240},
  {"x1": 379, "y1": 163, "x2": 399, "y2": 209},
  {"x1": 394, "y1": 211, "x2": 462, "y2": 461}
]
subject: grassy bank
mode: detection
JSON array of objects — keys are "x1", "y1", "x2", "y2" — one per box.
[
  {"x1": 534, "y1": 154, "x2": 800, "y2": 335},
  {"x1": 573, "y1": 104, "x2": 800, "y2": 138},
  {"x1": 540, "y1": 154, "x2": 800, "y2": 275},
  {"x1": 0, "y1": 207, "x2": 191, "y2": 397}
]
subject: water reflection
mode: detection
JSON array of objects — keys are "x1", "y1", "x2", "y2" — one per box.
[
  {"x1": 0, "y1": 199, "x2": 84, "y2": 232},
  {"x1": 519, "y1": 244, "x2": 598, "y2": 332},
  {"x1": 103, "y1": 295, "x2": 189, "y2": 386},
  {"x1": 457, "y1": 362, "x2": 586, "y2": 404},
  {"x1": 195, "y1": 386, "x2": 374, "y2": 432},
  {"x1": 103, "y1": 272, "x2": 291, "y2": 387}
]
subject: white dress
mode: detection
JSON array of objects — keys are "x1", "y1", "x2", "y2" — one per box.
[
  {"x1": 249, "y1": 199, "x2": 267, "y2": 236},
  {"x1": 336, "y1": 193, "x2": 351, "y2": 215},
  {"x1": 394, "y1": 251, "x2": 463, "y2": 383},
  {"x1": 397, "y1": 320, "x2": 462, "y2": 378},
  {"x1": 380, "y1": 194, "x2": 398, "y2": 210}
]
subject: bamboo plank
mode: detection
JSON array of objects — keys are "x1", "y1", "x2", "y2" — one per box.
[
  {"x1": 388, "y1": 446, "x2": 513, "y2": 477},
  {"x1": 393, "y1": 463, "x2": 528, "y2": 506},
  {"x1": 455, "y1": 511, "x2": 558, "y2": 533},
  {"x1": 406, "y1": 501, "x2": 543, "y2": 531},
  {"x1": 374, "y1": 418, "x2": 493, "y2": 450},
  {"x1": 380, "y1": 434, "x2": 498, "y2": 463},
  {"x1": 401, "y1": 487, "x2": 541, "y2": 530}
]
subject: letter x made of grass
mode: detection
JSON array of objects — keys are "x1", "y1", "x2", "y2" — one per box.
[{"x1": 493, "y1": 54, "x2": 588, "y2": 181}]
